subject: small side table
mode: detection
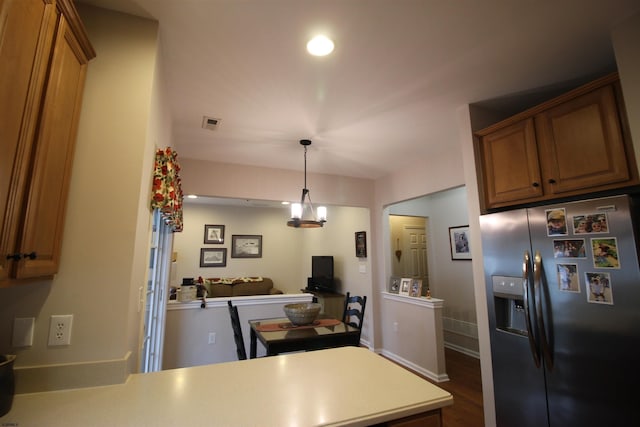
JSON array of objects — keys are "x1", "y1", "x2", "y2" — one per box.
[{"x1": 301, "y1": 289, "x2": 345, "y2": 319}]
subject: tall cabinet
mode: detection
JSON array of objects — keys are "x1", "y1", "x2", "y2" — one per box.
[{"x1": 0, "y1": 0, "x2": 95, "y2": 286}]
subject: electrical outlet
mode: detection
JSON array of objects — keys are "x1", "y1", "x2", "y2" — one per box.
[
  {"x1": 48, "y1": 314, "x2": 73, "y2": 346},
  {"x1": 208, "y1": 332, "x2": 216, "y2": 344}
]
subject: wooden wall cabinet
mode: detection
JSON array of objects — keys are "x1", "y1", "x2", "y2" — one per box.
[
  {"x1": 475, "y1": 73, "x2": 639, "y2": 213},
  {"x1": 0, "y1": 0, "x2": 95, "y2": 286}
]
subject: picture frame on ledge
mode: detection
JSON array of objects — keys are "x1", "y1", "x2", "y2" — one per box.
[
  {"x1": 231, "y1": 235, "x2": 262, "y2": 258},
  {"x1": 388, "y1": 276, "x2": 400, "y2": 294},
  {"x1": 204, "y1": 224, "x2": 225, "y2": 244},
  {"x1": 409, "y1": 279, "x2": 423, "y2": 297},
  {"x1": 200, "y1": 248, "x2": 227, "y2": 267},
  {"x1": 399, "y1": 278, "x2": 412, "y2": 296},
  {"x1": 449, "y1": 225, "x2": 471, "y2": 260}
]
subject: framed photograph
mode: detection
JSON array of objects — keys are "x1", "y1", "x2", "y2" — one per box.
[
  {"x1": 556, "y1": 263, "x2": 579, "y2": 292},
  {"x1": 399, "y1": 278, "x2": 412, "y2": 296},
  {"x1": 585, "y1": 272, "x2": 614, "y2": 305},
  {"x1": 355, "y1": 231, "x2": 367, "y2": 258},
  {"x1": 409, "y1": 279, "x2": 423, "y2": 297},
  {"x1": 572, "y1": 213, "x2": 609, "y2": 234},
  {"x1": 200, "y1": 248, "x2": 227, "y2": 267},
  {"x1": 204, "y1": 224, "x2": 225, "y2": 244},
  {"x1": 449, "y1": 225, "x2": 471, "y2": 260},
  {"x1": 591, "y1": 237, "x2": 620, "y2": 269},
  {"x1": 388, "y1": 276, "x2": 400, "y2": 294},
  {"x1": 546, "y1": 208, "x2": 568, "y2": 236},
  {"x1": 553, "y1": 239, "x2": 586, "y2": 258},
  {"x1": 231, "y1": 235, "x2": 262, "y2": 258}
]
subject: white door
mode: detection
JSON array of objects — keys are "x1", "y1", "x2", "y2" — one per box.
[{"x1": 402, "y1": 224, "x2": 429, "y2": 292}]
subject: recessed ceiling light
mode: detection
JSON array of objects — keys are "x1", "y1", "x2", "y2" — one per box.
[
  {"x1": 306, "y1": 35, "x2": 334, "y2": 56},
  {"x1": 187, "y1": 194, "x2": 198, "y2": 199}
]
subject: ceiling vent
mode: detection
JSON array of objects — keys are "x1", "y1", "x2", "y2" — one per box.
[{"x1": 202, "y1": 116, "x2": 221, "y2": 130}]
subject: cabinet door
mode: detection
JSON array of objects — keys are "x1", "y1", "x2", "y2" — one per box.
[
  {"x1": 16, "y1": 12, "x2": 91, "y2": 279},
  {"x1": 0, "y1": 0, "x2": 56, "y2": 282},
  {"x1": 536, "y1": 84, "x2": 630, "y2": 195},
  {"x1": 477, "y1": 118, "x2": 544, "y2": 207}
]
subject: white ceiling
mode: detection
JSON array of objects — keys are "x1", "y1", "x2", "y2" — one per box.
[{"x1": 78, "y1": 0, "x2": 640, "y2": 180}]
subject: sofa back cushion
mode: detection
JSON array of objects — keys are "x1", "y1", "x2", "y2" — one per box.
[
  {"x1": 232, "y1": 278, "x2": 274, "y2": 296},
  {"x1": 208, "y1": 284, "x2": 233, "y2": 297}
]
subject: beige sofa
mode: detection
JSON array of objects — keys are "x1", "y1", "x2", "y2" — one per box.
[{"x1": 198, "y1": 276, "x2": 283, "y2": 297}]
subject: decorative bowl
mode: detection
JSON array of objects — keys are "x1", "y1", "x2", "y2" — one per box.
[{"x1": 283, "y1": 303, "x2": 322, "y2": 326}]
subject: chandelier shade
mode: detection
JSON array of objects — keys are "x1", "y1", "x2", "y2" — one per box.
[{"x1": 287, "y1": 140, "x2": 327, "y2": 228}]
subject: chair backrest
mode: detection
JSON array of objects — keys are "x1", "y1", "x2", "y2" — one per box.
[
  {"x1": 342, "y1": 292, "x2": 367, "y2": 342},
  {"x1": 227, "y1": 300, "x2": 247, "y2": 360}
]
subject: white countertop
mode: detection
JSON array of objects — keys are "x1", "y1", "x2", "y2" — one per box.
[{"x1": 0, "y1": 347, "x2": 452, "y2": 426}]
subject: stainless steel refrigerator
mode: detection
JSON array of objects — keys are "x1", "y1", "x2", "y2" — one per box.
[{"x1": 480, "y1": 194, "x2": 640, "y2": 427}]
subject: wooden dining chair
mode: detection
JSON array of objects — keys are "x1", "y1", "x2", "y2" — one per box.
[
  {"x1": 342, "y1": 292, "x2": 367, "y2": 343},
  {"x1": 227, "y1": 300, "x2": 247, "y2": 360}
]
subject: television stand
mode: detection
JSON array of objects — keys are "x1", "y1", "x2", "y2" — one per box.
[{"x1": 301, "y1": 289, "x2": 345, "y2": 320}]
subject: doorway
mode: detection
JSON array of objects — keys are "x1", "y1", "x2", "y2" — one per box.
[{"x1": 390, "y1": 215, "x2": 429, "y2": 295}]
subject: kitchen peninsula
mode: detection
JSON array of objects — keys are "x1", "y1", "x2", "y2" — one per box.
[{"x1": 1, "y1": 347, "x2": 452, "y2": 426}]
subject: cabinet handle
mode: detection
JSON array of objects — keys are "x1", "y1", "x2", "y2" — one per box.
[
  {"x1": 548, "y1": 179, "x2": 556, "y2": 184},
  {"x1": 23, "y1": 252, "x2": 37, "y2": 260},
  {"x1": 532, "y1": 182, "x2": 540, "y2": 187},
  {"x1": 6, "y1": 253, "x2": 22, "y2": 261}
]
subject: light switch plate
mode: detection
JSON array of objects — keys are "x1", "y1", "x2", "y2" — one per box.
[{"x1": 13, "y1": 317, "x2": 35, "y2": 347}]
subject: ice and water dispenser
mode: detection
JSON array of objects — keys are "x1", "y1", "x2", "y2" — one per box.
[{"x1": 492, "y1": 275, "x2": 528, "y2": 336}]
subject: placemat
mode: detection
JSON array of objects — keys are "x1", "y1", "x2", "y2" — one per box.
[{"x1": 255, "y1": 318, "x2": 341, "y2": 332}]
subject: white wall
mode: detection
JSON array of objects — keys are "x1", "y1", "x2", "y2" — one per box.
[
  {"x1": 171, "y1": 201, "x2": 373, "y2": 343},
  {"x1": 163, "y1": 294, "x2": 312, "y2": 368},
  {"x1": 173, "y1": 203, "x2": 303, "y2": 289},
  {"x1": 384, "y1": 187, "x2": 478, "y2": 355},
  {"x1": 0, "y1": 6, "x2": 160, "y2": 393},
  {"x1": 612, "y1": 11, "x2": 640, "y2": 167}
]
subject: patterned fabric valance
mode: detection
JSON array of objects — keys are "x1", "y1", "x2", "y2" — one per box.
[{"x1": 151, "y1": 147, "x2": 183, "y2": 232}]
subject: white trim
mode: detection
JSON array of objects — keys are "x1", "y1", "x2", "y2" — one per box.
[
  {"x1": 377, "y1": 349, "x2": 450, "y2": 383},
  {"x1": 444, "y1": 342, "x2": 480, "y2": 359},
  {"x1": 167, "y1": 293, "x2": 315, "y2": 310},
  {"x1": 381, "y1": 291, "x2": 444, "y2": 309}
]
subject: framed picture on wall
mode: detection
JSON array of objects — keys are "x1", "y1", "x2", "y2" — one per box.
[
  {"x1": 355, "y1": 231, "x2": 367, "y2": 258},
  {"x1": 200, "y1": 248, "x2": 227, "y2": 267},
  {"x1": 449, "y1": 225, "x2": 471, "y2": 260},
  {"x1": 231, "y1": 235, "x2": 262, "y2": 258},
  {"x1": 204, "y1": 224, "x2": 225, "y2": 244}
]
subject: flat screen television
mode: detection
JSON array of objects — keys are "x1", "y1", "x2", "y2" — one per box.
[{"x1": 309, "y1": 256, "x2": 335, "y2": 292}]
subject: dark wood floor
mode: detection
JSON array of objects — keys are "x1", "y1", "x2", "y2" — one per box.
[{"x1": 388, "y1": 348, "x2": 484, "y2": 427}]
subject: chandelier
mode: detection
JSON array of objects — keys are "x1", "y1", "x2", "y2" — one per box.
[{"x1": 287, "y1": 139, "x2": 327, "y2": 228}]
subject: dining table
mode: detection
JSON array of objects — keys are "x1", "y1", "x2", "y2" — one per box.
[{"x1": 249, "y1": 315, "x2": 360, "y2": 358}]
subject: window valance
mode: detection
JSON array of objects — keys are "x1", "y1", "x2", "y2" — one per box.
[{"x1": 151, "y1": 147, "x2": 183, "y2": 232}]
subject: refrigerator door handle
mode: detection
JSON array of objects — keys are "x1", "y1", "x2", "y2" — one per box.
[
  {"x1": 534, "y1": 250, "x2": 554, "y2": 371},
  {"x1": 522, "y1": 251, "x2": 541, "y2": 368}
]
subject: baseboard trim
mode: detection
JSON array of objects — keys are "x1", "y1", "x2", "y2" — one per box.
[
  {"x1": 444, "y1": 342, "x2": 480, "y2": 359},
  {"x1": 14, "y1": 352, "x2": 132, "y2": 394},
  {"x1": 377, "y1": 349, "x2": 450, "y2": 383}
]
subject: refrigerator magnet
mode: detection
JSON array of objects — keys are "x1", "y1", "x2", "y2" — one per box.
[
  {"x1": 585, "y1": 272, "x2": 614, "y2": 305},
  {"x1": 546, "y1": 208, "x2": 568, "y2": 236},
  {"x1": 591, "y1": 238, "x2": 620, "y2": 269}
]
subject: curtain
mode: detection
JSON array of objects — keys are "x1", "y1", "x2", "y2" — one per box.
[{"x1": 150, "y1": 147, "x2": 183, "y2": 232}]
